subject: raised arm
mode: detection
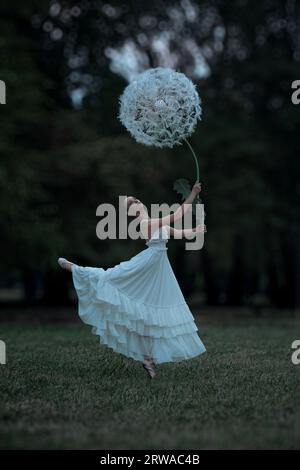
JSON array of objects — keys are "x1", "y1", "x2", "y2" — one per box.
[{"x1": 141, "y1": 182, "x2": 202, "y2": 239}]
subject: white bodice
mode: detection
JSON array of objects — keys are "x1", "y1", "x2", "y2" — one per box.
[{"x1": 145, "y1": 226, "x2": 169, "y2": 250}]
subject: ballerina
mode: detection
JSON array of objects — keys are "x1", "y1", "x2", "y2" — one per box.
[{"x1": 58, "y1": 182, "x2": 206, "y2": 379}]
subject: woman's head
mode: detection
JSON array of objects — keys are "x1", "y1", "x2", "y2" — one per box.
[{"x1": 124, "y1": 196, "x2": 148, "y2": 219}]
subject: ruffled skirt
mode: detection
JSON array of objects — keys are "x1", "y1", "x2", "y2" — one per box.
[{"x1": 72, "y1": 247, "x2": 206, "y2": 364}]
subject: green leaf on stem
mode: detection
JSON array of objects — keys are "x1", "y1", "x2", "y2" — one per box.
[{"x1": 173, "y1": 178, "x2": 191, "y2": 200}]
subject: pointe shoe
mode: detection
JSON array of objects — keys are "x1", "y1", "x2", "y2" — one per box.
[
  {"x1": 58, "y1": 258, "x2": 73, "y2": 270},
  {"x1": 143, "y1": 359, "x2": 156, "y2": 379}
]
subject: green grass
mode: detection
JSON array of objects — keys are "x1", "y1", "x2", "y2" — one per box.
[{"x1": 0, "y1": 314, "x2": 299, "y2": 449}]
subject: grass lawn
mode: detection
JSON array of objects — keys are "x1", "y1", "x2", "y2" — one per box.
[{"x1": 0, "y1": 312, "x2": 299, "y2": 449}]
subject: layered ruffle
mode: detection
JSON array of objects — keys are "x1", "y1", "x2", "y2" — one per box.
[{"x1": 72, "y1": 265, "x2": 206, "y2": 364}]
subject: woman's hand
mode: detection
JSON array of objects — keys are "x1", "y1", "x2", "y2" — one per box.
[
  {"x1": 182, "y1": 181, "x2": 202, "y2": 207},
  {"x1": 191, "y1": 181, "x2": 202, "y2": 195}
]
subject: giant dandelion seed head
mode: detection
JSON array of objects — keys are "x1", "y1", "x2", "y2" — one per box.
[{"x1": 118, "y1": 67, "x2": 202, "y2": 149}]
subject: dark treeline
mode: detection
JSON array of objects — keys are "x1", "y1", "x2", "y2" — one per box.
[{"x1": 0, "y1": 0, "x2": 299, "y2": 309}]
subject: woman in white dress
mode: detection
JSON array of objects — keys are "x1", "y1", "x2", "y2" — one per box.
[{"x1": 58, "y1": 182, "x2": 206, "y2": 379}]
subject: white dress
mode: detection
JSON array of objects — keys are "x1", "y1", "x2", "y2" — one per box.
[{"x1": 72, "y1": 226, "x2": 206, "y2": 364}]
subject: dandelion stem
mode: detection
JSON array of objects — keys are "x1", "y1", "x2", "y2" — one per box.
[
  {"x1": 183, "y1": 138, "x2": 202, "y2": 204},
  {"x1": 184, "y1": 138, "x2": 200, "y2": 182}
]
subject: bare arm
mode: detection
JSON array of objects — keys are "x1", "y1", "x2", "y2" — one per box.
[
  {"x1": 141, "y1": 182, "x2": 202, "y2": 239},
  {"x1": 168, "y1": 224, "x2": 207, "y2": 240}
]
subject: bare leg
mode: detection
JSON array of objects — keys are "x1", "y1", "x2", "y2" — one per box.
[
  {"x1": 58, "y1": 258, "x2": 74, "y2": 272},
  {"x1": 143, "y1": 356, "x2": 156, "y2": 379}
]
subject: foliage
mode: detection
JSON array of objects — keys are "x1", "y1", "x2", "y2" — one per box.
[{"x1": 0, "y1": 0, "x2": 299, "y2": 306}]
